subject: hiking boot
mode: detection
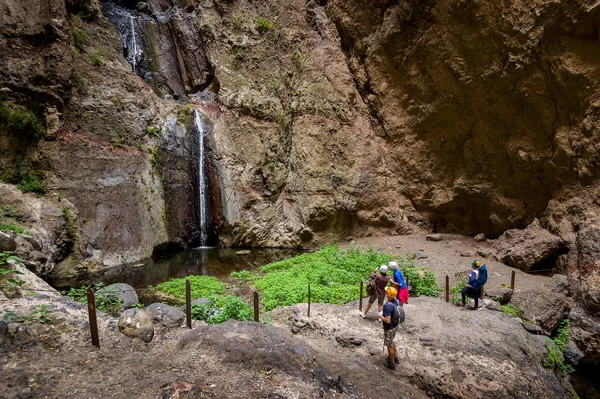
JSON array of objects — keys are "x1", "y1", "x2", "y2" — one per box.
[
  {"x1": 359, "y1": 311, "x2": 366, "y2": 318},
  {"x1": 394, "y1": 356, "x2": 399, "y2": 364},
  {"x1": 383, "y1": 358, "x2": 396, "y2": 370}
]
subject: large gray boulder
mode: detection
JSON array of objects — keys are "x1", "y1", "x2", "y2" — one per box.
[
  {"x1": 97, "y1": 283, "x2": 138, "y2": 309},
  {"x1": 117, "y1": 308, "x2": 154, "y2": 343},
  {"x1": 495, "y1": 219, "x2": 564, "y2": 271},
  {"x1": 146, "y1": 303, "x2": 185, "y2": 328}
]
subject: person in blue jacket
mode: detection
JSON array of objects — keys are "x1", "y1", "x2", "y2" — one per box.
[
  {"x1": 461, "y1": 260, "x2": 482, "y2": 309},
  {"x1": 388, "y1": 261, "x2": 409, "y2": 305}
]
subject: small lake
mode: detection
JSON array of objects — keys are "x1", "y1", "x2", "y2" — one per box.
[{"x1": 82, "y1": 247, "x2": 305, "y2": 289}]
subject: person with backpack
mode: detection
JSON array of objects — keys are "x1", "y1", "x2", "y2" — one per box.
[
  {"x1": 379, "y1": 286, "x2": 402, "y2": 369},
  {"x1": 359, "y1": 265, "x2": 391, "y2": 320},
  {"x1": 388, "y1": 261, "x2": 409, "y2": 305},
  {"x1": 461, "y1": 260, "x2": 488, "y2": 309}
]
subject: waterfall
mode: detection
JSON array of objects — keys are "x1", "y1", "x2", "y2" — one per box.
[
  {"x1": 129, "y1": 15, "x2": 138, "y2": 73},
  {"x1": 194, "y1": 109, "x2": 209, "y2": 247},
  {"x1": 101, "y1": 1, "x2": 145, "y2": 76}
]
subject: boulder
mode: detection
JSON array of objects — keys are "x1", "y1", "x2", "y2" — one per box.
[
  {"x1": 485, "y1": 288, "x2": 513, "y2": 304},
  {"x1": 97, "y1": 283, "x2": 138, "y2": 309},
  {"x1": 474, "y1": 233, "x2": 486, "y2": 242},
  {"x1": 335, "y1": 332, "x2": 365, "y2": 347},
  {"x1": 0, "y1": 231, "x2": 16, "y2": 252},
  {"x1": 426, "y1": 234, "x2": 442, "y2": 242},
  {"x1": 117, "y1": 308, "x2": 154, "y2": 343},
  {"x1": 495, "y1": 219, "x2": 564, "y2": 271},
  {"x1": 146, "y1": 303, "x2": 185, "y2": 328},
  {"x1": 510, "y1": 276, "x2": 570, "y2": 334}
]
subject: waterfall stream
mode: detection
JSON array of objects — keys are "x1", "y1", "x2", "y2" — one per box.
[
  {"x1": 101, "y1": 1, "x2": 146, "y2": 76},
  {"x1": 194, "y1": 109, "x2": 209, "y2": 247}
]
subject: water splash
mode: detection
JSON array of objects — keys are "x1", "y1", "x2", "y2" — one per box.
[{"x1": 194, "y1": 109, "x2": 208, "y2": 247}]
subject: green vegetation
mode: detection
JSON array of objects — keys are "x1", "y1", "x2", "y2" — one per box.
[
  {"x1": 2, "y1": 304, "x2": 54, "y2": 325},
  {"x1": 0, "y1": 100, "x2": 45, "y2": 140},
  {"x1": 450, "y1": 279, "x2": 467, "y2": 303},
  {"x1": 61, "y1": 206, "x2": 76, "y2": 250},
  {"x1": 275, "y1": 112, "x2": 291, "y2": 130},
  {"x1": 17, "y1": 174, "x2": 45, "y2": 194},
  {"x1": 252, "y1": 245, "x2": 440, "y2": 311},
  {"x1": 147, "y1": 146, "x2": 159, "y2": 166},
  {"x1": 65, "y1": 283, "x2": 124, "y2": 316},
  {"x1": 543, "y1": 319, "x2": 574, "y2": 373},
  {"x1": 89, "y1": 49, "x2": 107, "y2": 67},
  {"x1": 71, "y1": 70, "x2": 89, "y2": 94},
  {"x1": 1, "y1": 161, "x2": 46, "y2": 195},
  {"x1": 177, "y1": 104, "x2": 194, "y2": 127},
  {"x1": 154, "y1": 275, "x2": 224, "y2": 302},
  {"x1": 191, "y1": 295, "x2": 253, "y2": 324},
  {"x1": 291, "y1": 48, "x2": 305, "y2": 69},
  {"x1": 72, "y1": 27, "x2": 90, "y2": 51},
  {"x1": 146, "y1": 126, "x2": 159, "y2": 137},
  {"x1": 256, "y1": 17, "x2": 275, "y2": 31},
  {"x1": 500, "y1": 303, "x2": 525, "y2": 318},
  {"x1": 0, "y1": 223, "x2": 32, "y2": 235},
  {"x1": 229, "y1": 270, "x2": 256, "y2": 282},
  {"x1": 0, "y1": 252, "x2": 25, "y2": 296}
]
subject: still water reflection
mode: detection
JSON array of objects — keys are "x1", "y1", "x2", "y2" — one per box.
[{"x1": 88, "y1": 247, "x2": 305, "y2": 288}]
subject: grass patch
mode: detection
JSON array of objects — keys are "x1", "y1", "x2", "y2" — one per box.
[
  {"x1": 256, "y1": 17, "x2": 275, "y2": 31},
  {"x1": 191, "y1": 295, "x2": 253, "y2": 324},
  {"x1": 253, "y1": 245, "x2": 440, "y2": 311},
  {"x1": 451, "y1": 279, "x2": 467, "y2": 303},
  {"x1": 229, "y1": 270, "x2": 256, "y2": 282},
  {"x1": 153, "y1": 275, "x2": 224, "y2": 302},
  {"x1": 0, "y1": 223, "x2": 32, "y2": 236},
  {"x1": 0, "y1": 101, "x2": 45, "y2": 140},
  {"x1": 543, "y1": 319, "x2": 574, "y2": 373}
]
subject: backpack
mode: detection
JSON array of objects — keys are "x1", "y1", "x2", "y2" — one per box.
[
  {"x1": 477, "y1": 264, "x2": 488, "y2": 286},
  {"x1": 366, "y1": 280, "x2": 375, "y2": 296},
  {"x1": 392, "y1": 299, "x2": 405, "y2": 325}
]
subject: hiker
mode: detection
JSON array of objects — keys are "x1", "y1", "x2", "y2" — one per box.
[
  {"x1": 379, "y1": 286, "x2": 400, "y2": 369},
  {"x1": 388, "y1": 261, "x2": 409, "y2": 305},
  {"x1": 359, "y1": 264, "x2": 391, "y2": 319},
  {"x1": 461, "y1": 259, "x2": 484, "y2": 309}
]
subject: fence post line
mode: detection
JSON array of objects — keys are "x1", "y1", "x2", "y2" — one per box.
[
  {"x1": 185, "y1": 280, "x2": 192, "y2": 329},
  {"x1": 445, "y1": 275, "x2": 449, "y2": 303},
  {"x1": 86, "y1": 288, "x2": 100, "y2": 348},
  {"x1": 307, "y1": 283, "x2": 311, "y2": 318},
  {"x1": 253, "y1": 292, "x2": 259, "y2": 322},
  {"x1": 359, "y1": 280, "x2": 363, "y2": 311},
  {"x1": 511, "y1": 270, "x2": 516, "y2": 290}
]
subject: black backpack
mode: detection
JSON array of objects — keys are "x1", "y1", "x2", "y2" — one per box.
[{"x1": 392, "y1": 299, "x2": 405, "y2": 325}]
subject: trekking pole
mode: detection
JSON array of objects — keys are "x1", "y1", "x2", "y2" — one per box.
[
  {"x1": 445, "y1": 275, "x2": 449, "y2": 303},
  {"x1": 359, "y1": 281, "x2": 363, "y2": 311},
  {"x1": 511, "y1": 270, "x2": 516, "y2": 290}
]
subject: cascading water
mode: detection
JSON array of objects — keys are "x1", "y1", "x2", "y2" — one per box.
[
  {"x1": 194, "y1": 109, "x2": 209, "y2": 247},
  {"x1": 100, "y1": 1, "x2": 146, "y2": 76}
]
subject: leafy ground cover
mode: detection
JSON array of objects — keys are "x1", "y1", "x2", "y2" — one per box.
[{"x1": 152, "y1": 275, "x2": 224, "y2": 302}]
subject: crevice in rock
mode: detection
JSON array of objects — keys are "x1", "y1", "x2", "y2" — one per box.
[{"x1": 529, "y1": 246, "x2": 570, "y2": 273}]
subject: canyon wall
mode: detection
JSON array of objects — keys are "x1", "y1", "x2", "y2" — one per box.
[{"x1": 1, "y1": 0, "x2": 600, "y2": 358}]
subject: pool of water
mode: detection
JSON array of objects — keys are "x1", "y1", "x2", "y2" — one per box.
[{"x1": 80, "y1": 247, "x2": 305, "y2": 289}]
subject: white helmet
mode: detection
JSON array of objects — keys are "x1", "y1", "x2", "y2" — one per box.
[
  {"x1": 388, "y1": 261, "x2": 398, "y2": 270},
  {"x1": 380, "y1": 265, "x2": 388, "y2": 274}
]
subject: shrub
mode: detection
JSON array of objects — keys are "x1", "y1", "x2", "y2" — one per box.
[
  {"x1": 229, "y1": 270, "x2": 255, "y2": 282},
  {"x1": 543, "y1": 319, "x2": 574, "y2": 373},
  {"x1": 17, "y1": 174, "x2": 45, "y2": 194},
  {"x1": 154, "y1": 275, "x2": 224, "y2": 302},
  {"x1": 89, "y1": 49, "x2": 106, "y2": 67},
  {"x1": 191, "y1": 295, "x2": 253, "y2": 324},
  {"x1": 0, "y1": 101, "x2": 45, "y2": 140},
  {"x1": 256, "y1": 17, "x2": 275, "y2": 31},
  {"x1": 72, "y1": 27, "x2": 90, "y2": 51},
  {"x1": 65, "y1": 283, "x2": 124, "y2": 316}
]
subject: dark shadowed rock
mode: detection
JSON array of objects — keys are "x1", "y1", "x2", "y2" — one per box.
[
  {"x1": 495, "y1": 219, "x2": 564, "y2": 271},
  {"x1": 146, "y1": 303, "x2": 185, "y2": 328},
  {"x1": 485, "y1": 288, "x2": 513, "y2": 304},
  {"x1": 0, "y1": 232, "x2": 16, "y2": 252}
]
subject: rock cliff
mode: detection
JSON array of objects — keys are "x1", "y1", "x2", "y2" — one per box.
[{"x1": 1, "y1": 0, "x2": 600, "y2": 361}]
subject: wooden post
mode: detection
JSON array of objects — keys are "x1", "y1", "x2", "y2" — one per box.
[
  {"x1": 511, "y1": 270, "x2": 516, "y2": 290},
  {"x1": 445, "y1": 275, "x2": 449, "y2": 303},
  {"x1": 87, "y1": 288, "x2": 100, "y2": 348},
  {"x1": 307, "y1": 283, "x2": 311, "y2": 318},
  {"x1": 185, "y1": 280, "x2": 192, "y2": 329},
  {"x1": 253, "y1": 292, "x2": 259, "y2": 322},
  {"x1": 480, "y1": 284, "x2": 484, "y2": 299},
  {"x1": 359, "y1": 281, "x2": 363, "y2": 311}
]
